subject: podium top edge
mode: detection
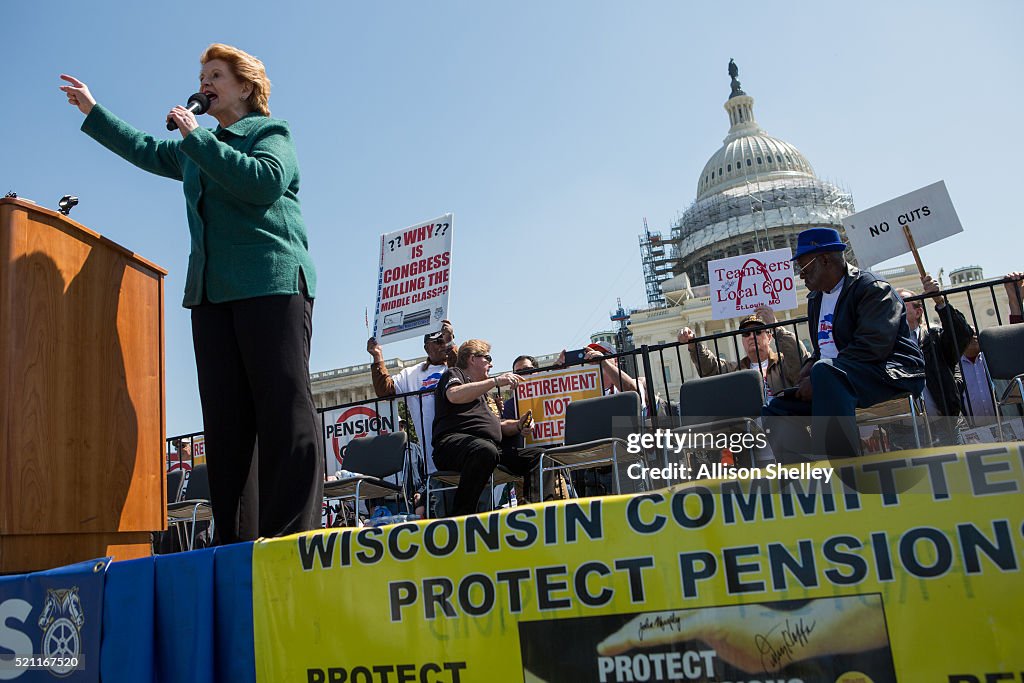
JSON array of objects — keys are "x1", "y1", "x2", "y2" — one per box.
[{"x1": 1, "y1": 197, "x2": 168, "y2": 276}]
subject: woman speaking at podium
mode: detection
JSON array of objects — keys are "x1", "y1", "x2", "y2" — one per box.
[{"x1": 59, "y1": 44, "x2": 322, "y2": 544}]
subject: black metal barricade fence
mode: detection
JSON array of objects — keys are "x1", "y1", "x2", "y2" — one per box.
[
  {"x1": 168, "y1": 276, "x2": 1024, "y2": 475},
  {"x1": 165, "y1": 430, "x2": 204, "y2": 473}
]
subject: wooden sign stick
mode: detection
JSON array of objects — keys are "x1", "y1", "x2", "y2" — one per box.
[{"x1": 902, "y1": 225, "x2": 927, "y2": 280}]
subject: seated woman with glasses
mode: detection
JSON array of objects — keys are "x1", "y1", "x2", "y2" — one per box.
[{"x1": 432, "y1": 340, "x2": 537, "y2": 516}]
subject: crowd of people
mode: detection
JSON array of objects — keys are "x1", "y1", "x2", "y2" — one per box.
[
  {"x1": 380, "y1": 229, "x2": 1019, "y2": 511},
  {"x1": 357, "y1": 329, "x2": 648, "y2": 517},
  {"x1": 330, "y1": 227, "x2": 1024, "y2": 522},
  {"x1": 680, "y1": 230, "x2": 1021, "y2": 463},
  {"x1": 358, "y1": 228, "x2": 1023, "y2": 516}
]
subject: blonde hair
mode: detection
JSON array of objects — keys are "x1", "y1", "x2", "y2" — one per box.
[
  {"x1": 200, "y1": 43, "x2": 271, "y2": 116},
  {"x1": 456, "y1": 339, "x2": 491, "y2": 369}
]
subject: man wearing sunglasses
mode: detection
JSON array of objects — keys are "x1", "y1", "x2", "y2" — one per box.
[
  {"x1": 896, "y1": 275, "x2": 973, "y2": 446},
  {"x1": 762, "y1": 228, "x2": 925, "y2": 461},
  {"x1": 679, "y1": 306, "x2": 809, "y2": 401}
]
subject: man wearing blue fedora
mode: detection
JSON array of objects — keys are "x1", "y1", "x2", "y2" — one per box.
[{"x1": 763, "y1": 227, "x2": 925, "y2": 460}]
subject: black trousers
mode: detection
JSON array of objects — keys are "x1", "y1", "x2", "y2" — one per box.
[
  {"x1": 191, "y1": 291, "x2": 324, "y2": 543},
  {"x1": 433, "y1": 433, "x2": 540, "y2": 516}
]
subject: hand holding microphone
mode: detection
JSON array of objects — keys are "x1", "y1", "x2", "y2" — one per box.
[{"x1": 166, "y1": 92, "x2": 210, "y2": 134}]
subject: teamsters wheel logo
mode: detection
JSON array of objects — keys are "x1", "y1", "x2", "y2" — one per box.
[{"x1": 38, "y1": 587, "x2": 84, "y2": 676}]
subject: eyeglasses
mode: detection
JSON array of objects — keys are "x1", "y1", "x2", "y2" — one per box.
[
  {"x1": 474, "y1": 354, "x2": 492, "y2": 362},
  {"x1": 741, "y1": 329, "x2": 767, "y2": 338},
  {"x1": 909, "y1": 302, "x2": 923, "y2": 310},
  {"x1": 795, "y1": 256, "x2": 819, "y2": 276}
]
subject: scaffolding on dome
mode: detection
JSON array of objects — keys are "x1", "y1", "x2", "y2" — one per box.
[
  {"x1": 639, "y1": 217, "x2": 674, "y2": 308},
  {"x1": 639, "y1": 176, "x2": 855, "y2": 307}
]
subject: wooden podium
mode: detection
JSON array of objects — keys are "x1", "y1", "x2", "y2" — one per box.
[{"x1": 0, "y1": 197, "x2": 166, "y2": 573}]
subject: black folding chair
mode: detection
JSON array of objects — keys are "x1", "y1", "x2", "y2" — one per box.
[
  {"x1": 154, "y1": 469, "x2": 187, "y2": 554},
  {"x1": 980, "y1": 326, "x2": 1024, "y2": 440},
  {"x1": 167, "y1": 464, "x2": 214, "y2": 551},
  {"x1": 167, "y1": 468, "x2": 185, "y2": 505},
  {"x1": 425, "y1": 465, "x2": 523, "y2": 518},
  {"x1": 674, "y1": 369, "x2": 766, "y2": 473},
  {"x1": 323, "y1": 431, "x2": 409, "y2": 526},
  {"x1": 856, "y1": 392, "x2": 930, "y2": 451},
  {"x1": 538, "y1": 392, "x2": 644, "y2": 497}
]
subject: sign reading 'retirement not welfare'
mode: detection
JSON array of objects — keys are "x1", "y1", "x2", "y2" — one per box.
[
  {"x1": 515, "y1": 367, "x2": 603, "y2": 446},
  {"x1": 372, "y1": 213, "x2": 453, "y2": 345},
  {"x1": 841, "y1": 181, "x2": 963, "y2": 269},
  {"x1": 708, "y1": 248, "x2": 797, "y2": 320}
]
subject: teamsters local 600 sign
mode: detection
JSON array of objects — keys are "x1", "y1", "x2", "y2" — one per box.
[
  {"x1": 708, "y1": 248, "x2": 797, "y2": 320},
  {"x1": 373, "y1": 213, "x2": 454, "y2": 345}
]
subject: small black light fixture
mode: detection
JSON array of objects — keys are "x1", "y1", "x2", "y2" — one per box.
[{"x1": 58, "y1": 195, "x2": 79, "y2": 215}]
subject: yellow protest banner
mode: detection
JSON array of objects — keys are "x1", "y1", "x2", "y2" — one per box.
[
  {"x1": 513, "y1": 367, "x2": 603, "y2": 446},
  {"x1": 252, "y1": 445, "x2": 1024, "y2": 682}
]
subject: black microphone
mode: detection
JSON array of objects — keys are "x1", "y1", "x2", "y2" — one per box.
[{"x1": 166, "y1": 93, "x2": 211, "y2": 131}]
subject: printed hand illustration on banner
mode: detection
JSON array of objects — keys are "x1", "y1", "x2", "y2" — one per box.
[{"x1": 596, "y1": 596, "x2": 888, "y2": 674}]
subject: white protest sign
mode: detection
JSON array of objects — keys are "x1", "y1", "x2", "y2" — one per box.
[
  {"x1": 708, "y1": 248, "x2": 797, "y2": 320},
  {"x1": 373, "y1": 213, "x2": 453, "y2": 344},
  {"x1": 322, "y1": 402, "x2": 397, "y2": 475},
  {"x1": 842, "y1": 181, "x2": 963, "y2": 268}
]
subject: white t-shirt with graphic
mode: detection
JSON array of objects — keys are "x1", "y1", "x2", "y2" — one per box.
[
  {"x1": 393, "y1": 362, "x2": 447, "y2": 476},
  {"x1": 816, "y1": 279, "x2": 844, "y2": 360}
]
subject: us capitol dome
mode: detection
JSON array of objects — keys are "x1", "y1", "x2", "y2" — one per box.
[{"x1": 640, "y1": 60, "x2": 856, "y2": 305}]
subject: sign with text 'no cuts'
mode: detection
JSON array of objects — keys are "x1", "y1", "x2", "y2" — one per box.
[
  {"x1": 515, "y1": 367, "x2": 603, "y2": 446},
  {"x1": 708, "y1": 248, "x2": 797, "y2": 320},
  {"x1": 373, "y1": 214, "x2": 453, "y2": 345},
  {"x1": 842, "y1": 181, "x2": 963, "y2": 268}
]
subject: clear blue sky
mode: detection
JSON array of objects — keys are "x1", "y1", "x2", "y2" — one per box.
[{"x1": 5, "y1": 1, "x2": 1022, "y2": 435}]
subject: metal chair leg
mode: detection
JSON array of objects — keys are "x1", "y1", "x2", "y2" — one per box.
[
  {"x1": 354, "y1": 481, "x2": 364, "y2": 528},
  {"x1": 187, "y1": 502, "x2": 203, "y2": 551},
  {"x1": 611, "y1": 443, "x2": 622, "y2": 495},
  {"x1": 538, "y1": 455, "x2": 546, "y2": 503},
  {"x1": 173, "y1": 522, "x2": 185, "y2": 554},
  {"x1": 921, "y1": 397, "x2": 934, "y2": 446},
  {"x1": 908, "y1": 396, "x2": 922, "y2": 449},
  {"x1": 990, "y1": 381, "x2": 1004, "y2": 441}
]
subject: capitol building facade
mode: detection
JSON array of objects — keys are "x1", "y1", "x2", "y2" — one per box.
[{"x1": 641, "y1": 61, "x2": 857, "y2": 306}]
